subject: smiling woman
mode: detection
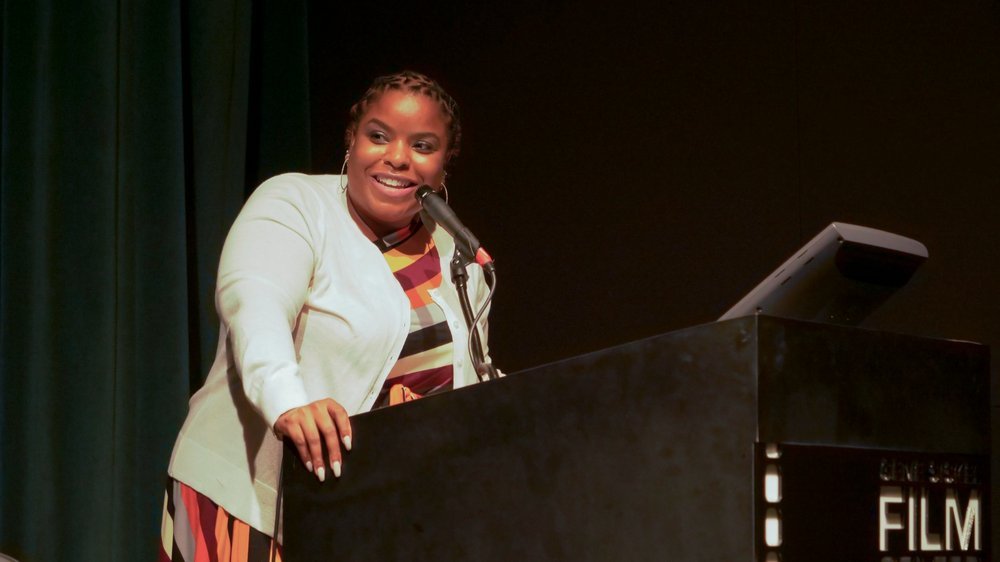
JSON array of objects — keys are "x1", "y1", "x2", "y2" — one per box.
[
  {"x1": 159, "y1": 71, "x2": 491, "y2": 561},
  {"x1": 346, "y1": 89, "x2": 450, "y2": 235},
  {"x1": 342, "y1": 71, "x2": 460, "y2": 236}
]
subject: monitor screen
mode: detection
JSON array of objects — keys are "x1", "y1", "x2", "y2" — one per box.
[{"x1": 719, "y1": 223, "x2": 928, "y2": 325}]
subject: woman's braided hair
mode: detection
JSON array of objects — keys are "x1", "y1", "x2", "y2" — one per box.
[{"x1": 345, "y1": 70, "x2": 462, "y2": 161}]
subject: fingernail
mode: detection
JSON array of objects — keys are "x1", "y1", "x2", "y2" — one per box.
[
  {"x1": 343, "y1": 435, "x2": 352, "y2": 451},
  {"x1": 316, "y1": 466, "x2": 326, "y2": 482},
  {"x1": 306, "y1": 461, "x2": 313, "y2": 472},
  {"x1": 333, "y1": 461, "x2": 342, "y2": 478}
]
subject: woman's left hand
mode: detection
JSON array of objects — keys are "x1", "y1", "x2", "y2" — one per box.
[{"x1": 275, "y1": 398, "x2": 353, "y2": 482}]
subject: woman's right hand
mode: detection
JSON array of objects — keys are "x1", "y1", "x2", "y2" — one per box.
[{"x1": 275, "y1": 399, "x2": 353, "y2": 482}]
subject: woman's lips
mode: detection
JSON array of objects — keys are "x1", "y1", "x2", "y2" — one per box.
[
  {"x1": 368, "y1": 174, "x2": 419, "y2": 198},
  {"x1": 373, "y1": 173, "x2": 417, "y2": 188}
]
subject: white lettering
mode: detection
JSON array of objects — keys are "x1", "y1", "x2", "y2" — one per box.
[
  {"x1": 944, "y1": 488, "x2": 980, "y2": 551},
  {"x1": 880, "y1": 486, "x2": 905, "y2": 551},
  {"x1": 919, "y1": 488, "x2": 942, "y2": 550}
]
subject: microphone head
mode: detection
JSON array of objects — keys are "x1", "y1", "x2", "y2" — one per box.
[
  {"x1": 412, "y1": 183, "x2": 491, "y2": 266},
  {"x1": 415, "y1": 185, "x2": 436, "y2": 203}
]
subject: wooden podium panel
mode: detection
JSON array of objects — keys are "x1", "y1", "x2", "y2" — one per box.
[{"x1": 281, "y1": 316, "x2": 990, "y2": 561}]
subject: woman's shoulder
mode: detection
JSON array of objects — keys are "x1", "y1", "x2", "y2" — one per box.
[
  {"x1": 244, "y1": 173, "x2": 346, "y2": 215},
  {"x1": 253, "y1": 173, "x2": 340, "y2": 200}
]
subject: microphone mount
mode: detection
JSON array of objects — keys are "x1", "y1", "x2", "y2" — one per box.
[{"x1": 414, "y1": 185, "x2": 499, "y2": 381}]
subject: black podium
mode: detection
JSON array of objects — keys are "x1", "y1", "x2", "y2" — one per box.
[{"x1": 282, "y1": 316, "x2": 990, "y2": 561}]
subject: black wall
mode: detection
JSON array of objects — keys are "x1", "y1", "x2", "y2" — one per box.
[{"x1": 309, "y1": 0, "x2": 999, "y2": 370}]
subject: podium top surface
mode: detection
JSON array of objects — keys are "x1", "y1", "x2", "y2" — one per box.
[{"x1": 514, "y1": 315, "x2": 990, "y2": 453}]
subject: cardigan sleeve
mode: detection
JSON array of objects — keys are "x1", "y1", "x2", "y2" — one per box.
[{"x1": 215, "y1": 175, "x2": 320, "y2": 428}]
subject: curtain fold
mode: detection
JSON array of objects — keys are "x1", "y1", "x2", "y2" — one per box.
[
  {"x1": 110, "y1": 3, "x2": 200, "y2": 560},
  {"x1": 184, "y1": 1, "x2": 254, "y2": 383},
  {"x1": 0, "y1": 1, "x2": 311, "y2": 559},
  {"x1": 1, "y1": 3, "x2": 125, "y2": 560}
]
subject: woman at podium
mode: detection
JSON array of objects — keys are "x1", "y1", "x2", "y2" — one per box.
[{"x1": 158, "y1": 71, "x2": 493, "y2": 560}]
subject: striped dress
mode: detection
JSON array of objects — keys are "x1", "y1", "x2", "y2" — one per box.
[
  {"x1": 372, "y1": 218, "x2": 454, "y2": 408},
  {"x1": 158, "y1": 219, "x2": 452, "y2": 561},
  {"x1": 159, "y1": 480, "x2": 282, "y2": 562}
]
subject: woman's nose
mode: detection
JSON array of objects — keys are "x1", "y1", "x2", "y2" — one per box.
[{"x1": 383, "y1": 141, "x2": 410, "y2": 169}]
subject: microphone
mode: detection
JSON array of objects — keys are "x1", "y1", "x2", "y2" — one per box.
[{"x1": 415, "y1": 186, "x2": 494, "y2": 268}]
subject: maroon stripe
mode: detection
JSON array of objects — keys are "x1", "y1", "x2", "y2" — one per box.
[
  {"x1": 391, "y1": 246, "x2": 440, "y2": 291},
  {"x1": 196, "y1": 491, "x2": 220, "y2": 561}
]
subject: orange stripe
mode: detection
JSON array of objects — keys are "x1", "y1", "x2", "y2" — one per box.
[
  {"x1": 383, "y1": 242, "x2": 433, "y2": 271},
  {"x1": 231, "y1": 519, "x2": 251, "y2": 562},
  {"x1": 404, "y1": 272, "x2": 442, "y2": 308},
  {"x1": 215, "y1": 504, "x2": 232, "y2": 561}
]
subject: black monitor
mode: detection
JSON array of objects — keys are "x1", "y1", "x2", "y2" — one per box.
[{"x1": 719, "y1": 223, "x2": 928, "y2": 326}]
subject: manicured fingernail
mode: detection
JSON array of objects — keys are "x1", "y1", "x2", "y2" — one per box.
[
  {"x1": 333, "y1": 461, "x2": 342, "y2": 478},
  {"x1": 316, "y1": 466, "x2": 326, "y2": 482},
  {"x1": 306, "y1": 461, "x2": 313, "y2": 472},
  {"x1": 343, "y1": 435, "x2": 352, "y2": 451}
]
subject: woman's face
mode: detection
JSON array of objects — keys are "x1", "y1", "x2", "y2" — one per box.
[{"x1": 346, "y1": 90, "x2": 449, "y2": 236}]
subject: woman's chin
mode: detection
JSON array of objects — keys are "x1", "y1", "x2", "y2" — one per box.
[{"x1": 359, "y1": 205, "x2": 418, "y2": 236}]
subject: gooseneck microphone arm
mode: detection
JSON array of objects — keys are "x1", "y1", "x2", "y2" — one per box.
[
  {"x1": 415, "y1": 186, "x2": 499, "y2": 381},
  {"x1": 450, "y1": 251, "x2": 498, "y2": 381}
]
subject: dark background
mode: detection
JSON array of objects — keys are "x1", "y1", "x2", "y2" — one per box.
[
  {"x1": 308, "y1": 1, "x2": 1000, "y2": 373},
  {"x1": 1, "y1": 0, "x2": 997, "y2": 559}
]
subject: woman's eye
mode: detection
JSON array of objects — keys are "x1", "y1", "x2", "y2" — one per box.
[
  {"x1": 413, "y1": 141, "x2": 436, "y2": 153},
  {"x1": 368, "y1": 131, "x2": 388, "y2": 143}
]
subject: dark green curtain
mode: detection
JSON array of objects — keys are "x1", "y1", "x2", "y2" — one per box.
[{"x1": 0, "y1": 1, "x2": 310, "y2": 560}]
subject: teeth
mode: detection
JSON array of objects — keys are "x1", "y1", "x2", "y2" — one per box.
[{"x1": 376, "y1": 176, "x2": 412, "y2": 188}]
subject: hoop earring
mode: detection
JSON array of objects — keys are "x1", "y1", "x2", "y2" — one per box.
[
  {"x1": 340, "y1": 152, "x2": 349, "y2": 192},
  {"x1": 439, "y1": 170, "x2": 449, "y2": 202}
]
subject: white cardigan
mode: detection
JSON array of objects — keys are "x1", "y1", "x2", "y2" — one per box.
[{"x1": 168, "y1": 173, "x2": 490, "y2": 536}]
